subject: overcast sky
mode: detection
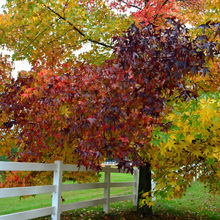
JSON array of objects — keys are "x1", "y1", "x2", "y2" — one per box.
[{"x1": 0, "y1": 0, "x2": 31, "y2": 78}]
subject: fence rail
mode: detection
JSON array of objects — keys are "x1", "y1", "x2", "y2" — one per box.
[{"x1": 0, "y1": 161, "x2": 139, "y2": 220}]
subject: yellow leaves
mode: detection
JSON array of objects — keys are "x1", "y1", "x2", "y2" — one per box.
[
  {"x1": 162, "y1": 137, "x2": 175, "y2": 151},
  {"x1": 150, "y1": 92, "x2": 220, "y2": 199},
  {"x1": 0, "y1": 0, "x2": 132, "y2": 65},
  {"x1": 213, "y1": 148, "x2": 220, "y2": 161},
  {"x1": 185, "y1": 134, "x2": 194, "y2": 144},
  {"x1": 33, "y1": 15, "x2": 39, "y2": 22},
  {"x1": 198, "y1": 98, "x2": 219, "y2": 127},
  {"x1": 140, "y1": 191, "x2": 154, "y2": 208},
  {"x1": 217, "y1": 169, "x2": 220, "y2": 179},
  {"x1": 59, "y1": 105, "x2": 71, "y2": 117},
  {"x1": 180, "y1": 0, "x2": 219, "y2": 27},
  {"x1": 142, "y1": 191, "x2": 150, "y2": 197},
  {"x1": 192, "y1": 149, "x2": 202, "y2": 158},
  {"x1": 175, "y1": 185, "x2": 181, "y2": 192},
  {"x1": 169, "y1": 180, "x2": 177, "y2": 186},
  {"x1": 166, "y1": 113, "x2": 175, "y2": 121}
]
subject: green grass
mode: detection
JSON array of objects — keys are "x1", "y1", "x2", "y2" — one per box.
[
  {"x1": 154, "y1": 181, "x2": 220, "y2": 219},
  {"x1": 0, "y1": 173, "x2": 219, "y2": 219},
  {"x1": 0, "y1": 172, "x2": 133, "y2": 216},
  {"x1": 61, "y1": 181, "x2": 220, "y2": 220}
]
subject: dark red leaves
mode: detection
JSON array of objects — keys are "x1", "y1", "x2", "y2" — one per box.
[{"x1": 0, "y1": 19, "x2": 218, "y2": 173}]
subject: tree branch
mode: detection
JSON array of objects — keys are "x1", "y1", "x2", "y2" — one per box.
[
  {"x1": 185, "y1": 157, "x2": 203, "y2": 173},
  {"x1": 47, "y1": 28, "x2": 74, "y2": 46},
  {"x1": 25, "y1": 26, "x2": 50, "y2": 49},
  {"x1": 145, "y1": 0, "x2": 150, "y2": 7},
  {"x1": 62, "y1": 0, "x2": 70, "y2": 19},
  {"x1": 119, "y1": 0, "x2": 142, "y2": 10},
  {"x1": 41, "y1": 2, "x2": 113, "y2": 48},
  {"x1": 153, "y1": 0, "x2": 170, "y2": 21},
  {"x1": 45, "y1": 5, "x2": 85, "y2": 37},
  {"x1": 211, "y1": 164, "x2": 217, "y2": 174}
]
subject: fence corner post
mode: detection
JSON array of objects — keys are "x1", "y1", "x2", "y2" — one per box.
[
  {"x1": 133, "y1": 167, "x2": 139, "y2": 206},
  {"x1": 104, "y1": 165, "x2": 110, "y2": 214},
  {"x1": 52, "y1": 160, "x2": 63, "y2": 220}
]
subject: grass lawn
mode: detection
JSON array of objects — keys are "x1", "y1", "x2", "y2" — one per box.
[
  {"x1": 0, "y1": 173, "x2": 219, "y2": 219},
  {"x1": 153, "y1": 181, "x2": 220, "y2": 220},
  {"x1": 0, "y1": 172, "x2": 133, "y2": 216}
]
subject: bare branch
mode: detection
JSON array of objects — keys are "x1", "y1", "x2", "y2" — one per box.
[
  {"x1": 24, "y1": 26, "x2": 51, "y2": 50},
  {"x1": 119, "y1": 0, "x2": 142, "y2": 10},
  {"x1": 45, "y1": 5, "x2": 85, "y2": 37},
  {"x1": 62, "y1": 0, "x2": 70, "y2": 19},
  {"x1": 211, "y1": 164, "x2": 217, "y2": 174},
  {"x1": 145, "y1": 0, "x2": 150, "y2": 7},
  {"x1": 47, "y1": 28, "x2": 74, "y2": 46},
  {"x1": 39, "y1": 1, "x2": 113, "y2": 48},
  {"x1": 153, "y1": 0, "x2": 170, "y2": 21}
]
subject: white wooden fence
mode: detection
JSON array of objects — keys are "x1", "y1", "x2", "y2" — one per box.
[{"x1": 0, "y1": 161, "x2": 139, "y2": 220}]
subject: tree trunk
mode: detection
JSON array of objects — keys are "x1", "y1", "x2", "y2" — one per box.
[{"x1": 137, "y1": 162, "x2": 152, "y2": 217}]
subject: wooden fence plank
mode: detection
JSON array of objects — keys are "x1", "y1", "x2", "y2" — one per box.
[
  {"x1": 133, "y1": 168, "x2": 139, "y2": 206},
  {"x1": 104, "y1": 166, "x2": 110, "y2": 213},
  {"x1": 0, "y1": 185, "x2": 55, "y2": 198},
  {"x1": 61, "y1": 198, "x2": 106, "y2": 212},
  {"x1": 0, "y1": 161, "x2": 138, "y2": 219},
  {"x1": 110, "y1": 182, "x2": 133, "y2": 187},
  {"x1": 0, "y1": 162, "x2": 55, "y2": 171},
  {"x1": 110, "y1": 194, "x2": 133, "y2": 203},
  {"x1": 52, "y1": 161, "x2": 63, "y2": 220},
  {"x1": 0, "y1": 207, "x2": 54, "y2": 220}
]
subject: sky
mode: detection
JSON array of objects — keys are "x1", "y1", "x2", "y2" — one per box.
[{"x1": 0, "y1": 0, "x2": 31, "y2": 78}]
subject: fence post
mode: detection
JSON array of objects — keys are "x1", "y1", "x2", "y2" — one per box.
[
  {"x1": 104, "y1": 165, "x2": 110, "y2": 213},
  {"x1": 133, "y1": 168, "x2": 138, "y2": 206},
  {"x1": 52, "y1": 160, "x2": 63, "y2": 220}
]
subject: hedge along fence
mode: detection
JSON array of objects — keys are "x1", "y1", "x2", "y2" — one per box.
[{"x1": 0, "y1": 161, "x2": 139, "y2": 220}]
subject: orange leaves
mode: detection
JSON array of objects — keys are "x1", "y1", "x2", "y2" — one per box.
[
  {"x1": 37, "y1": 69, "x2": 53, "y2": 78},
  {"x1": 0, "y1": 54, "x2": 13, "y2": 82},
  {"x1": 108, "y1": 0, "x2": 181, "y2": 26},
  {"x1": 21, "y1": 87, "x2": 35, "y2": 98},
  {"x1": 133, "y1": 0, "x2": 180, "y2": 25}
]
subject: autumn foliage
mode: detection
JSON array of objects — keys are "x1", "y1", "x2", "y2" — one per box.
[
  {"x1": 108, "y1": 0, "x2": 180, "y2": 25},
  {"x1": 1, "y1": 16, "x2": 219, "y2": 191},
  {"x1": 0, "y1": 1, "x2": 219, "y2": 210}
]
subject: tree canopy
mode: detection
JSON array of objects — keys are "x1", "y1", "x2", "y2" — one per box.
[{"x1": 0, "y1": 0, "x2": 219, "y2": 206}]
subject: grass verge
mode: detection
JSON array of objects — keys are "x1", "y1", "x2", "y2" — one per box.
[{"x1": 0, "y1": 173, "x2": 219, "y2": 219}]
